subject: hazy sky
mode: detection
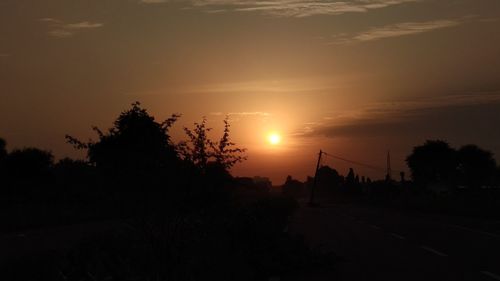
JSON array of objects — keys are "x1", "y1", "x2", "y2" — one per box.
[{"x1": 1, "y1": 0, "x2": 500, "y2": 183}]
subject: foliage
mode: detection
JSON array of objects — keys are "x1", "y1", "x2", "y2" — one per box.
[
  {"x1": 3, "y1": 147, "x2": 54, "y2": 183},
  {"x1": 458, "y1": 144, "x2": 497, "y2": 189},
  {"x1": 0, "y1": 137, "x2": 6, "y2": 160},
  {"x1": 282, "y1": 175, "x2": 304, "y2": 197},
  {"x1": 178, "y1": 116, "x2": 246, "y2": 171},
  {"x1": 406, "y1": 140, "x2": 457, "y2": 186},
  {"x1": 66, "y1": 102, "x2": 180, "y2": 175},
  {"x1": 406, "y1": 140, "x2": 498, "y2": 189}
]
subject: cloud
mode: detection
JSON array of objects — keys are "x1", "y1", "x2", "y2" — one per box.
[
  {"x1": 229, "y1": 111, "x2": 271, "y2": 117},
  {"x1": 139, "y1": 0, "x2": 169, "y2": 3},
  {"x1": 185, "y1": 77, "x2": 344, "y2": 94},
  {"x1": 210, "y1": 111, "x2": 271, "y2": 117},
  {"x1": 330, "y1": 19, "x2": 461, "y2": 44},
  {"x1": 297, "y1": 92, "x2": 500, "y2": 140},
  {"x1": 40, "y1": 18, "x2": 103, "y2": 38},
  {"x1": 141, "y1": 0, "x2": 421, "y2": 17},
  {"x1": 329, "y1": 16, "x2": 498, "y2": 44},
  {"x1": 0, "y1": 53, "x2": 11, "y2": 58}
]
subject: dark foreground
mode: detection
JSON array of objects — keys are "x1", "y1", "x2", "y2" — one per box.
[
  {"x1": 292, "y1": 201, "x2": 500, "y2": 281},
  {"x1": 2, "y1": 201, "x2": 500, "y2": 281}
]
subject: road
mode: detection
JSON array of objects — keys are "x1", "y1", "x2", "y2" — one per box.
[{"x1": 291, "y1": 202, "x2": 500, "y2": 281}]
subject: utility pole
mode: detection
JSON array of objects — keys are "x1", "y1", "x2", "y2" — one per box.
[{"x1": 309, "y1": 149, "x2": 322, "y2": 207}]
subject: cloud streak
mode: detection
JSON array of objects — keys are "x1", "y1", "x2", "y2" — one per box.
[
  {"x1": 211, "y1": 111, "x2": 271, "y2": 117},
  {"x1": 330, "y1": 19, "x2": 461, "y2": 44},
  {"x1": 139, "y1": 0, "x2": 169, "y2": 3},
  {"x1": 40, "y1": 18, "x2": 103, "y2": 38},
  {"x1": 140, "y1": 0, "x2": 421, "y2": 17},
  {"x1": 297, "y1": 92, "x2": 500, "y2": 139}
]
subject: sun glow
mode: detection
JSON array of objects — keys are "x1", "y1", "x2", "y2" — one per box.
[{"x1": 267, "y1": 133, "x2": 282, "y2": 145}]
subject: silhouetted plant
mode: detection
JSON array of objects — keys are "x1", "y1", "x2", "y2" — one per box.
[
  {"x1": 282, "y1": 175, "x2": 304, "y2": 197},
  {"x1": 178, "y1": 116, "x2": 246, "y2": 172},
  {"x1": 314, "y1": 166, "x2": 343, "y2": 194},
  {"x1": 66, "y1": 102, "x2": 180, "y2": 178},
  {"x1": 178, "y1": 117, "x2": 214, "y2": 171},
  {"x1": 457, "y1": 144, "x2": 497, "y2": 189},
  {"x1": 0, "y1": 137, "x2": 6, "y2": 160},
  {"x1": 345, "y1": 167, "x2": 356, "y2": 187},
  {"x1": 406, "y1": 140, "x2": 457, "y2": 187},
  {"x1": 214, "y1": 117, "x2": 247, "y2": 169},
  {"x1": 4, "y1": 148, "x2": 54, "y2": 183}
]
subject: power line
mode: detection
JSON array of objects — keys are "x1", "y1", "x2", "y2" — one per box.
[
  {"x1": 321, "y1": 152, "x2": 385, "y2": 171},
  {"x1": 321, "y1": 151, "x2": 405, "y2": 175}
]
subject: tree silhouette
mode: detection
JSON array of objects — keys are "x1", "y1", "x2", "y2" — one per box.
[
  {"x1": 316, "y1": 166, "x2": 342, "y2": 191},
  {"x1": 66, "y1": 102, "x2": 180, "y2": 178},
  {"x1": 213, "y1": 117, "x2": 247, "y2": 170},
  {"x1": 3, "y1": 148, "x2": 54, "y2": 190},
  {"x1": 457, "y1": 144, "x2": 497, "y2": 189},
  {"x1": 346, "y1": 168, "x2": 356, "y2": 187},
  {"x1": 406, "y1": 140, "x2": 457, "y2": 186},
  {"x1": 179, "y1": 116, "x2": 246, "y2": 172},
  {"x1": 178, "y1": 117, "x2": 213, "y2": 171},
  {"x1": 0, "y1": 138, "x2": 6, "y2": 160},
  {"x1": 282, "y1": 175, "x2": 303, "y2": 197}
]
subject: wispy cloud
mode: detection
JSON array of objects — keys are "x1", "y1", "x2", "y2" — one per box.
[
  {"x1": 296, "y1": 92, "x2": 500, "y2": 138},
  {"x1": 210, "y1": 111, "x2": 272, "y2": 122},
  {"x1": 330, "y1": 19, "x2": 461, "y2": 44},
  {"x1": 0, "y1": 53, "x2": 10, "y2": 58},
  {"x1": 140, "y1": 0, "x2": 421, "y2": 17},
  {"x1": 185, "y1": 77, "x2": 344, "y2": 94},
  {"x1": 40, "y1": 18, "x2": 103, "y2": 38},
  {"x1": 139, "y1": 0, "x2": 169, "y2": 3},
  {"x1": 211, "y1": 111, "x2": 271, "y2": 117}
]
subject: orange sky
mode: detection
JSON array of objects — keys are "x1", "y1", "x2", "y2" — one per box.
[{"x1": 1, "y1": 0, "x2": 500, "y2": 184}]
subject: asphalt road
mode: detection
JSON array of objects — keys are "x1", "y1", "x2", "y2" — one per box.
[{"x1": 291, "y1": 202, "x2": 500, "y2": 281}]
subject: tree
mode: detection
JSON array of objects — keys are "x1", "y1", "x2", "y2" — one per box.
[
  {"x1": 345, "y1": 168, "x2": 356, "y2": 187},
  {"x1": 316, "y1": 166, "x2": 342, "y2": 191},
  {"x1": 4, "y1": 148, "x2": 54, "y2": 185},
  {"x1": 282, "y1": 175, "x2": 304, "y2": 197},
  {"x1": 406, "y1": 140, "x2": 457, "y2": 186},
  {"x1": 0, "y1": 138, "x2": 6, "y2": 160},
  {"x1": 213, "y1": 117, "x2": 247, "y2": 170},
  {"x1": 457, "y1": 144, "x2": 497, "y2": 189},
  {"x1": 66, "y1": 102, "x2": 180, "y2": 177},
  {"x1": 178, "y1": 117, "x2": 213, "y2": 171},
  {"x1": 179, "y1": 116, "x2": 246, "y2": 172}
]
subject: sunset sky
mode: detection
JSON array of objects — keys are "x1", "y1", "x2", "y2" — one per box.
[{"x1": 1, "y1": 0, "x2": 500, "y2": 184}]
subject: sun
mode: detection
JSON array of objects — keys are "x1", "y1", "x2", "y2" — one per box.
[{"x1": 267, "y1": 133, "x2": 282, "y2": 145}]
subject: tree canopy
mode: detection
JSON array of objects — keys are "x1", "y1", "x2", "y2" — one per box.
[
  {"x1": 66, "y1": 102, "x2": 180, "y2": 176},
  {"x1": 406, "y1": 140, "x2": 497, "y2": 188}
]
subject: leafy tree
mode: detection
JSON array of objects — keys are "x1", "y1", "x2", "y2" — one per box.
[
  {"x1": 316, "y1": 166, "x2": 342, "y2": 190},
  {"x1": 0, "y1": 138, "x2": 6, "y2": 160},
  {"x1": 178, "y1": 117, "x2": 214, "y2": 171},
  {"x1": 282, "y1": 175, "x2": 303, "y2": 197},
  {"x1": 345, "y1": 168, "x2": 356, "y2": 187},
  {"x1": 66, "y1": 102, "x2": 180, "y2": 177},
  {"x1": 406, "y1": 140, "x2": 457, "y2": 186},
  {"x1": 179, "y1": 116, "x2": 246, "y2": 172},
  {"x1": 213, "y1": 117, "x2": 247, "y2": 169},
  {"x1": 4, "y1": 148, "x2": 54, "y2": 185},
  {"x1": 457, "y1": 144, "x2": 497, "y2": 189}
]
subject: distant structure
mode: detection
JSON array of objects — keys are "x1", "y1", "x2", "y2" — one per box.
[
  {"x1": 386, "y1": 150, "x2": 392, "y2": 181},
  {"x1": 253, "y1": 176, "x2": 272, "y2": 190}
]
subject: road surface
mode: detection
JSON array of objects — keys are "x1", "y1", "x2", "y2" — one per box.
[{"x1": 291, "y1": 202, "x2": 500, "y2": 281}]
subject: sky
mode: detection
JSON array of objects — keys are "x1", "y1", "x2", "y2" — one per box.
[{"x1": 1, "y1": 0, "x2": 500, "y2": 184}]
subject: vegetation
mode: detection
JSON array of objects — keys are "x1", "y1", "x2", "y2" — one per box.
[
  {"x1": 0, "y1": 102, "x2": 333, "y2": 281},
  {"x1": 2, "y1": 102, "x2": 500, "y2": 280},
  {"x1": 281, "y1": 140, "x2": 500, "y2": 217}
]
